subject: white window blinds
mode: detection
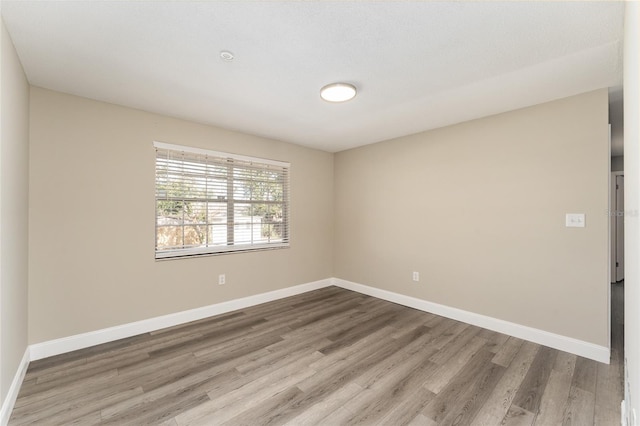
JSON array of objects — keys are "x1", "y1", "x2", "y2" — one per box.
[{"x1": 154, "y1": 142, "x2": 290, "y2": 259}]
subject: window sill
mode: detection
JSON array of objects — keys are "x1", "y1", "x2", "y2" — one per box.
[{"x1": 154, "y1": 243, "x2": 290, "y2": 261}]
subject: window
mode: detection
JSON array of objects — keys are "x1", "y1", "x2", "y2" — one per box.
[{"x1": 154, "y1": 142, "x2": 290, "y2": 259}]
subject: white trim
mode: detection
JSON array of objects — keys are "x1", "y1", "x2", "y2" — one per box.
[
  {"x1": 333, "y1": 278, "x2": 610, "y2": 364},
  {"x1": 155, "y1": 242, "x2": 289, "y2": 260},
  {"x1": 153, "y1": 141, "x2": 290, "y2": 168},
  {"x1": 0, "y1": 347, "x2": 30, "y2": 426},
  {"x1": 30, "y1": 279, "x2": 332, "y2": 361}
]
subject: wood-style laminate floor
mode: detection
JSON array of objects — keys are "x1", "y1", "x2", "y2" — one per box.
[{"x1": 10, "y1": 284, "x2": 624, "y2": 425}]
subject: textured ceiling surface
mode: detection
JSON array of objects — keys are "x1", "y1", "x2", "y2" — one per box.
[{"x1": 2, "y1": 1, "x2": 625, "y2": 152}]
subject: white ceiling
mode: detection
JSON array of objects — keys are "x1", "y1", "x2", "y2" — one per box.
[{"x1": 1, "y1": 1, "x2": 625, "y2": 153}]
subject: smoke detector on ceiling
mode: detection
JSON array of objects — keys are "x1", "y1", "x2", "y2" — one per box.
[{"x1": 220, "y1": 51, "x2": 234, "y2": 61}]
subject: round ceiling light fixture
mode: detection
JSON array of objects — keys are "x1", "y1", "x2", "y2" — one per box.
[{"x1": 320, "y1": 82, "x2": 357, "y2": 102}]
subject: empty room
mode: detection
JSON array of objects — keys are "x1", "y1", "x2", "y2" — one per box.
[{"x1": 1, "y1": 1, "x2": 639, "y2": 425}]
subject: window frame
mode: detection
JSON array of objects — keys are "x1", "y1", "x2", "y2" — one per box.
[{"x1": 154, "y1": 141, "x2": 290, "y2": 260}]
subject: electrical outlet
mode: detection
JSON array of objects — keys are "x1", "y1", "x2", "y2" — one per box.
[
  {"x1": 412, "y1": 271, "x2": 420, "y2": 282},
  {"x1": 218, "y1": 274, "x2": 226, "y2": 285}
]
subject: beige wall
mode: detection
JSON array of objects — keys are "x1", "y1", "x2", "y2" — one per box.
[
  {"x1": 334, "y1": 89, "x2": 609, "y2": 346},
  {"x1": 27, "y1": 85, "x2": 611, "y2": 351},
  {"x1": 0, "y1": 19, "x2": 30, "y2": 399},
  {"x1": 28, "y1": 88, "x2": 333, "y2": 344}
]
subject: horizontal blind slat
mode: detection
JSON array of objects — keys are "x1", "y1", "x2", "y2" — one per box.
[{"x1": 155, "y1": 145, "x2": 290, "y2": 258}]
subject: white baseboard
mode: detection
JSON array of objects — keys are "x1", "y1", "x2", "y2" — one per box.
[
  {"x1": 14, "y1": 274, "x2": 608, "y2": 422},
  {"x1": 29, "y1": 277, "x2": 610, "y2": 363},
  {"x1": 30, "y1": 278, "x2": 333, "y2": 361},
  {"x1": 333, "y1": 278, "x2": 610, "y2": 364},
  {"x1": 0, "y1": 347, "x2": 30, "y2": 426}
]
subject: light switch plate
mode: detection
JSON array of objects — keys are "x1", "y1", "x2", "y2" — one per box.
[{"x1": 566, "y1": 213, "x2": 585, "y2": 228}]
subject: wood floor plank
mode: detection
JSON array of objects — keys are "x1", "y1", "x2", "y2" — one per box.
[
  {"x1": 337, "y1": 354, "x2": 438, "y2": 425},
  {"x1": 373, "y1": 387, "x2": 436, "y2": 426},
  {"x1": 14, "y1": 351, "x2": 196, "y2": 416},
  {"x1": 389, "y1": 309, "x2": 436, "y2": 338},
  {"x1": 234, "y1": 334, "x2": 331, "y2": 375},
  {"x1": 561, "y1": 386, "x2": 596, "y2": 425},
  {"x1": 8, "y1": 285, "x2": 623, "y2": 426},
  {"x1": 407, "y1": 413, "x2": 438, "y2": 426},
  {"x1": 316, "y1": 404, "x2": 359, "y2": 425},
  {"x1": 99, "y1": 367, "x2": 232, "y2": 421},
  {"x1": 571, "y1": 356, "x2": 598, "y2": 394},
  {"x1": 428, "y1": 324, "x2": 480, "y2": 365},
  {"x1": 175, "y1": 352, "x2": 321, "y2": 425},
  {"x1": 63, "y1": 410, "x2": 103, "y2": 426},
  {"x1": 100, "y1": 388, "x2": 210, "y2": 425},
  {"x1": 502, "y1": 405, "x2": 536, "y2": 426},
  {"x1": 303, "y1": 325, "x2": 396, "y2": 375},
  {"x1": 471, "y1": 341, "x2": 539, "y2": 425},
  {"x1": 9, "y1": 387, "x2": 143, "y2": 426},
  {"x1": 259, "y1": 296, "x2": 362, "y2": 330},
  {"x1": 264, "y1": 331, "x2": 435, "y2": 424},
  {"x1": 35, "y1": 352, "x2": 150, "y2": 386},
  {"x1": 298, "y1": 329, "x2": 406, "y2": 394},
  {"x1": 437, "y1": 358, "x2": 505, "y2": 426},
  {"x1": 203, "y1": 357, "x2": 307, "y2": 410},
  {"x1": 220, "y1": 386, "x2": 305, "y2": 426},
  {"x1": 180, "y1": 369, "x2": 313, "y2": 425},
  {"x1": 281, "y1": 298, "x2": 364, "y2": 331},
  {"x1": 594, "y1": 405, "x2": 622, "y2": 426},
  {"x1": 353, "y1": 325, "x2": 435, "y2": 389},
  {"x1": 280, "y1": 307, "x2": 367, "y2": 341},
  {"x1": 135, "y1": 325, "x2": 288, "y2": 395},
  {"x1": 554, "y1": 350, "x2": 579, "y2": 375},
  {"x1": 430, "y1": 321, "x2": 470, "y2": 351},
  {"x1": 424, "y1": 335, "x2": 488, "y2": 394},
  {"x1": 319, "y1": 310, "x2": 400, "y2": 355},
  {"x1": 422, "y1": 349, "x2": 495, "y2": 422},
  {"x1": 12, "y1": 368, "x2": 120, "y2": 410},
  {"x1": 191, "y1": 324, "x2": 290, "y2": 358},
  {"x1": 146, "y1": 316, "x2": 271, "y2": 359},
  {"x1": 492, "y1": 336, "x2": 525, "y2": 367},
  {"x1": 423, "y1": 313, "x2": 447, "y2": 328},
  {"x1": 281, "y1": 382, "x2": 363, "y2": 426},
  {"x1": 511, "y1": 345, "x2": 557, "y2": 414},
  {"x1": 478, "y1": 328, "x2": 511, "y2": 354},
  {"x1": 24, "y1": 333, "x2": 151, "y2": 374},
  {"x1": 534, "y1": 352, "x2": 577, "y2": 425}
]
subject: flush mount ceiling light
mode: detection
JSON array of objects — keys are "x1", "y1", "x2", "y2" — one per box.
[{"x1": 320, "y1": 83, "x2": 357, "y2": 102}]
